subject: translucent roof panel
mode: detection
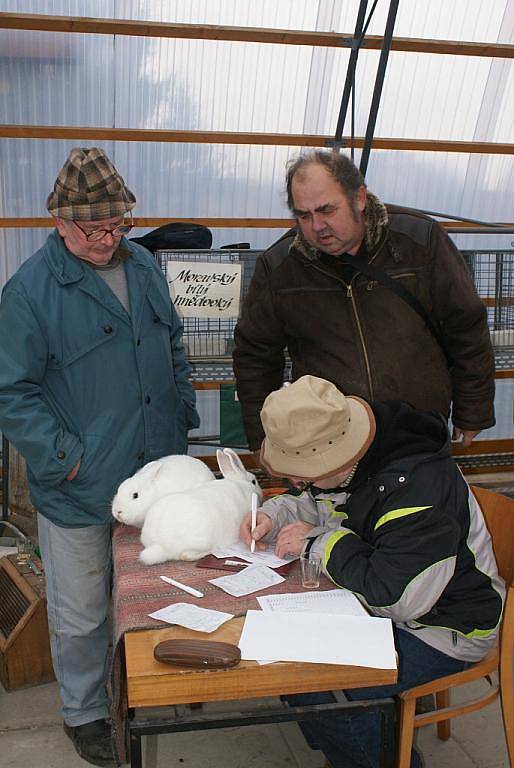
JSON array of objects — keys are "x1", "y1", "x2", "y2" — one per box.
[{"x1": 0, "y1": 0, "x2": 513, "y2": 286}]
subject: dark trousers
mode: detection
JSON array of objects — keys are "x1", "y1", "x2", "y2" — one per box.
[{"x1": 285, "y1": 628, "x2": 469, "y2": 768}]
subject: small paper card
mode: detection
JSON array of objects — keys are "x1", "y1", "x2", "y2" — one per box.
[
  {"x1": 209, "y1": 563, "x2": 285, "y2": 597},
  {"x1": 212, "y1": 541, "x2": 296, "y2": 569},
  {"x1": 148, "y1": 602, "x2": 234, "y2": 633}
]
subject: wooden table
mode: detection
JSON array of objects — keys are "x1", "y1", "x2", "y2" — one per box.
[{"x1": 125, "y1": 616, "x2": 398, "y2": 768}]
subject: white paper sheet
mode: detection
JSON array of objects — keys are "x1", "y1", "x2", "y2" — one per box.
[
  {"x1": 257, "y1": 589, "x2": 369, "y2": 617},
  {"x1": 208, "y1": 563, "x2": 285, "y2": 597},
  {"x1": 212, "y1": 541, "x2": 296, "y2": 569},
  {"x1": 238, "y1": 610, "x2": 397, "y2": 669},
  {"x1": 148, "y1": 602, "x2": 234, "y2": 633}
]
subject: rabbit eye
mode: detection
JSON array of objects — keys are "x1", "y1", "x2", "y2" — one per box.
[{"x1": 132, "y1": 492, "x2": 139, "y2": 499}]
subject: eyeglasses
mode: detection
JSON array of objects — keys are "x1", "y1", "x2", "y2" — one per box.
[{"x1": 73, "y1": 217, "x2": 133, "y2": 242}]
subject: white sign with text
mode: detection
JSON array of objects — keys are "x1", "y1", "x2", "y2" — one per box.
[{"x1": 166, "y1": 261, "x2": 242, "y2": 318}]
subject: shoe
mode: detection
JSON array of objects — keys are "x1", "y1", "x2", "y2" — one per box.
[{"x1": 63, "y1": 719, "x2": 117, "y2": 767}]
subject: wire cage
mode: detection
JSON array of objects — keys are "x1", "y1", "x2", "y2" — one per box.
[
  {"x1": 156, "y1": 247, "x2": 513, "y2": 454},
  {"x1": 156, "y1": 248, "x2": 514, "y2": 367},
  {"x1": 156, "y1": 249, "x2": 261, "y2": 361},
  {"x1": 462, "y1": 250, "x2": 514, "y2": 347}
]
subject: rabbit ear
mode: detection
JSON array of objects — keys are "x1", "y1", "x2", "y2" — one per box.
[
  {"x1": 136, "y1": 461, "x2": 163, "y2": 484},
  {"x1": 223, "y1": 447, "x2": 246, "y2": 475},
  {"x1": 217, "y1": 448, "x2": 235, "y2": 478},
  {"x1": 138, "y1": 460, "x2": 159, "y2": 475}
]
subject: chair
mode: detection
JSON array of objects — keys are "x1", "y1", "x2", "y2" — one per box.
[{"x1": 396, "y1": 485, "x2": 514, "y2": 768}]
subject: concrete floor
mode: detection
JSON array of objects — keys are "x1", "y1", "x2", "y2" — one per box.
[{"x1": 0, "y1": 677, "x2": 509, "y2": 768}]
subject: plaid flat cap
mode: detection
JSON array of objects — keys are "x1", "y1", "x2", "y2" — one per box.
[{"x1": 47, "y1": 147, "x2": 136, "y2": 221}]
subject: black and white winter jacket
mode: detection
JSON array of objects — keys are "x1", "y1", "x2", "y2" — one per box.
[{"x1": 261, "y1": 401, "x2": 504, "y2": 662}]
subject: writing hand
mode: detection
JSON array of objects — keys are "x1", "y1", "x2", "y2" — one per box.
[{"x1": 239, "y1": 510, "x2": 272, "y2": 551}]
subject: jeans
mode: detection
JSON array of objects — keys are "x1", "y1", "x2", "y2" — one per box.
[
  {"x1": 285, "y1": 628, "x2": 469, "y2": 768},
  {"x1": 37, "y1": 513, "x2": 112, "y2": 726}
]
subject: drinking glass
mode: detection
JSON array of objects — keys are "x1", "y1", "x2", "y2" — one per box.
[
  {"x1": 300, "y1": 552, "x2": 321, "y2": 588},
  {"x1": 16, "y1": 537, "x2": 34, "y2": 564}
]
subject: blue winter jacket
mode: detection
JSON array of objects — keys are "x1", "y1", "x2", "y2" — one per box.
[{"x1": 0, "y1": 231, "x2": 200, "y2": 526}]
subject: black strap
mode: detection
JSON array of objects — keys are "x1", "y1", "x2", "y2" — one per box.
[{"x1": 338, "y1": 255, "x2": 451, "y2": 367}]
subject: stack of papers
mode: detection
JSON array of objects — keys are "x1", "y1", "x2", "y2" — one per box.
[{"x1": 239, "y1": 610, "x2": 396, "y2": 669}]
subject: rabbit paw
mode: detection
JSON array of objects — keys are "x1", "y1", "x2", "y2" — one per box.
[
  {"x1": 180, "y1": 549, "x2": 207, "y2": 561},
  {"x1": 139, "y1": 544, "x2": 168, "y2": 565}
]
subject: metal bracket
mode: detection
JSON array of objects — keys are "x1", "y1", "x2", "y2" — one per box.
[{"x1": 340, "y1": 36, "x2": 366, "y2": 51}]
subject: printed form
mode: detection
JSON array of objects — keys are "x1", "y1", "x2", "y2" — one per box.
[
  {"x1": 148, "y1": 603, "x2": 234, "y2": 633},
  {"x1": 257, "y1": 589, "x2": 368, "y2": 617},
  {"x1": 209, "y1": 564, "x2": 285, "y2": 597},
  {"x1": 212, "y1": 541, "x2": 296, "y2": 569}
]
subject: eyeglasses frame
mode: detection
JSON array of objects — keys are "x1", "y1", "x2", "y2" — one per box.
[{"x1": 73, "y1": 214, "x2": 133, "y2": 242}]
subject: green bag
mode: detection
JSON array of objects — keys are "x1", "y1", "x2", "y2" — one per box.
[{"x1": 219, "y1": 383, "x2": 248, "y2": 448}]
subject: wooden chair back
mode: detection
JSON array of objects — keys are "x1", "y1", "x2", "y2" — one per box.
[
  {"x1": 396, "y1": 485, "x2": 514, "y2": 768},
  {"x1": 471, "y1": 485, "x2": 514, "y2": 587}
]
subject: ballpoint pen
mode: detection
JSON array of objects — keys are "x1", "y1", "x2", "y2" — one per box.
[
  {"x1": 160, "y1": 575, "x2": 204, "y2": 598},
  {"x1": 250, "y1": 492, "x2": 258, "y2": 553}
]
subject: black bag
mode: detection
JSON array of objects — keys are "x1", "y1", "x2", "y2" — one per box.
[{"x1": 130, "y1": 222, "x2": 212, "y2": 253}]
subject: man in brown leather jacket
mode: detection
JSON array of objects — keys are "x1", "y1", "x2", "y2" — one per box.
[{"x1": 233, "y1": 150, "x2": 495, "y2": 454}]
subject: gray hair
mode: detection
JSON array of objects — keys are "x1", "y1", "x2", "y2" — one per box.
[{"x1": 286, "y1": 150, "x2": 366, "y2": 212}]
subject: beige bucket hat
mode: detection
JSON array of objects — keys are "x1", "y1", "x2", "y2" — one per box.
[
  {"x1": 260, "y1": 375, "x2": 376, "y2": 480},
  {"x1": 47, "y1": 147, "x2": 136, "y2": 221}
]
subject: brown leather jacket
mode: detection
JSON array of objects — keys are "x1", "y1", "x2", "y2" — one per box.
[{"x1": 233, "y1": 206, "x2": 495, "y2": 450}]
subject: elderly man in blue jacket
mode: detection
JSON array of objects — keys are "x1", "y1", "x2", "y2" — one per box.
[{"x1": 0, "y1": 147, "x2": 199, "y2": 767}]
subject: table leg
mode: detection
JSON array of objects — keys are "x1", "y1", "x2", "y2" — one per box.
[
  {"x1": 129, "y1": 729, "x2": 142, "y2": 768},
  {"x1": 379, "y1": 699, "x2": 397, "y2": 768}
]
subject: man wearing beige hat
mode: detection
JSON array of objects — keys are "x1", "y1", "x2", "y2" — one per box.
[
  {"x1": 0, "y1": 148, "x2": 199, "y2": 767},
  {"x1": 240, "y1": 375, "x2": 504, "y2": 768}
]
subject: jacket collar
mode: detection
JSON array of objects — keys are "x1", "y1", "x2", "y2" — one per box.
[
  {"x1": 43, "y1": 230, "x2": 151, "y2": 284},
  {"x1": 43, "y1": 231, "x2": 154, "y2": 327}
]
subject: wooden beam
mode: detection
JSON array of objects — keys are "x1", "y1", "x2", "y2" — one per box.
[
  {"x1": 482, "y1": 297, "x2": 514, "y2": 308},
  {"x1": 0, "y1": 13, "x2": 513, "y2": 59},
  {"x1": 1, "y1": 217, "x2": 514, "y2": 232},
  {"x1": 452, "y1": 438, "x2": 514, "y2": 458},
  {"x1": 0, "y1": 217, "x2": 293, "y2": 229},
  {"x1": 0, "y1": 125, "x2": 513, "y2": 156},
  {"x1": 0, "y1": 124, "x2": 327, "y2": 147}
]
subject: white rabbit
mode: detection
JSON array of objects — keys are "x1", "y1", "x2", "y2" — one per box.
[
  {"x1": 111, "y1": 455, "x2": 215, "y2": 528},
  {"x1": 139, "y1": 447, "x2": 262, "y2": 564}
]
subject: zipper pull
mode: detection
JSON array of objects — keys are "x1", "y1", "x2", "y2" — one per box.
[{"x1": 346, "y1": 284, "x2": 353, "y2": 298}]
